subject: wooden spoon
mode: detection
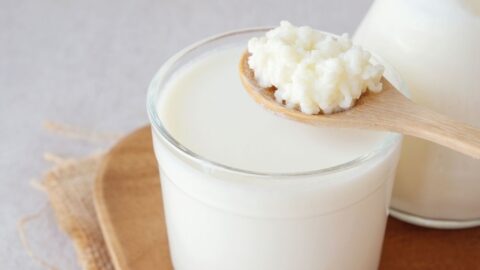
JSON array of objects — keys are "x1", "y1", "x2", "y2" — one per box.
[{"x1": 239, "y1": 51, "x2": 480, "y2": 159}]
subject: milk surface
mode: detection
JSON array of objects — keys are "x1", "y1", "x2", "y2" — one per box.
[
  {"x1": 159, "y1": 46, "x2": 389, "y2": 173},
  {"x1": 151, "y1": 43, "x2": 402, "y2": 270}
]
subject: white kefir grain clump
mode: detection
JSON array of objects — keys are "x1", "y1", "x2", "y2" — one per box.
[{"x1": 247, "y1": 21, "x2": 384, "y2": 114}]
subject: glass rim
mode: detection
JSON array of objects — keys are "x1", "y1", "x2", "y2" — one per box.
[{"x1": 146, "y1": 27, "x2": 402, "y2": 178}]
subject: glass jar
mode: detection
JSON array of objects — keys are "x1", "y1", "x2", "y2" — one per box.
[
  {"x1": 147, "y1": 29, "x2": 404, "y2": 270},
  {"x1": 354, "y1": 0, "x2": 480, "y2": 228}
]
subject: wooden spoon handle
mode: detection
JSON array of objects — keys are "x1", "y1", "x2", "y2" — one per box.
[
  {"x1": 357, "y1": 80, "x2": 480, "y2": 159},
  {"x1": 395, "y1": 104, "x2": 480, "y2": 159}
]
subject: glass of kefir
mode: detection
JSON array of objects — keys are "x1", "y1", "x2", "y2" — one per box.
[
  {"x1": 354, "y1": 0, "x2": 480, "y2": 229},
  {"x1": 147, "y1": 29, "x2": 404, "y2": 270}
]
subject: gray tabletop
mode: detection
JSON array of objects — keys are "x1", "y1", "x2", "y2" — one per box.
[{"x1": 1, "y1": 0, "x2": 373, "y2": 268}]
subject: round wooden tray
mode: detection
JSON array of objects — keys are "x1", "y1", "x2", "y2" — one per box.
[{"x1": 94, "y1": 126, "x2": 480, "y2": 270}]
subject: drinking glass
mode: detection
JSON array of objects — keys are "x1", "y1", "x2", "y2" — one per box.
[{"x1": 147, "y1": 29, "x2": 404, "y2": 270}]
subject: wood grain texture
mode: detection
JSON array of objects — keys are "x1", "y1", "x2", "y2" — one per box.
[
  {"x1": 239, "y1": 51, "x2": 480, "y2": 159},
  {"x1": 94, "y1": 126, "x2": 480, "y2": 270},
  {"x1": 94, "y1": 127, "x2": 172, "y2": 270}
]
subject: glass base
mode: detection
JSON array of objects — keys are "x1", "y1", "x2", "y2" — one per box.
[{"x1": 390, "y1": 208, "x2": 480, "y2": 229}]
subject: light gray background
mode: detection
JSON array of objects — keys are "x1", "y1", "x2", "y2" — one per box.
[{"x1": 1, "y1": 0, "x2": 373, "y2": 268}]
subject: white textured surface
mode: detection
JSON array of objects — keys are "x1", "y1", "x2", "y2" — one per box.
[
  {"x1": 248, "y1": 21, "x2": 384, "y2": 114},
  {"x1": 0, "y1": 0, "x2": 372, "y2": 269}
]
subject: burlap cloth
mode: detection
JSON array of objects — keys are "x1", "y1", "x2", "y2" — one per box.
[
  {"x1": 22, "y1": 123, "x2": 120, "y2": 270},
  {"x1": 41, "y1": 154, "x2": 114, "y2": 270}
]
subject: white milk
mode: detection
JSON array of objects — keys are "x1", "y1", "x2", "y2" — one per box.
[
  {"x1": 149, "y1": 34, "x2": 402, "y2": 270},
  {"x1": 354, "y1": 0, "x2": 480, "y2": 228}
]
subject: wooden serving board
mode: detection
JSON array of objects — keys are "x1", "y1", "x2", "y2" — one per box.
[{"x1": 94, "y1": 126, "x2": 480, "y2": 270}]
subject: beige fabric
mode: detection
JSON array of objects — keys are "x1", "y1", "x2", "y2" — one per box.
[{"x1": 41, "y1": 154, "x2": 114, "y2": 270}]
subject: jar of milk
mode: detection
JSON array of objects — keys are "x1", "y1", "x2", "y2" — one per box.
[
  {"x1": 354, "y1": 0, "x2": 480, "y2": 228},
  {"x1": 148, "y1": 29, "x2": 404, "y2": 270}
]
